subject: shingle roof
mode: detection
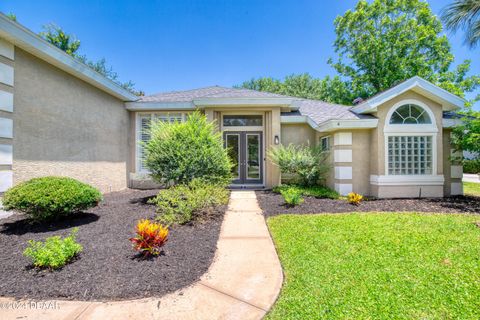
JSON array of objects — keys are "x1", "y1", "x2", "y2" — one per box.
[
  {"x1": 140, "y1": 86, "x2": 375, "y2": 124},
  {"x1": 139, "y1": 86, "x2": 286, "y2": 102},
  {"x1": 294, "y1": 99, "x2": 373, "y2": 123}
]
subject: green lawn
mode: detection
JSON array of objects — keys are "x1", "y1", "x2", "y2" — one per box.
[
  {"x1": 267, "y1": 213, "x2": 480, "y2": 319},
  {"x1": 464, "y1": 182, "x2": 480, "y2": 197}
]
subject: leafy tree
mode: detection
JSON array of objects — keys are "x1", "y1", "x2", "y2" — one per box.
[
  {"x1": 452, "y1": 108, "x2": 480, "y2": 154},
  {"x1": 39, "y1": 24, "x2": 81, "y2": 56},
  {"x1": 6, "y1": 13, "x2": 17, "y2": 22},
  {"x1": 330, "y1": 0, "x2": 479, "y2": 100},
  {"x1": 39, "y1": 23, "x2": 142, "y2": 95},
  {"x1": 441, "y1": 0, "x2": 480, "y2": 48},
  {"x1": 239, "y1": 73, "x2": 353, "y2": 105},
  {"x1": 241, "y1": 0, "x2": 479, "y2": 106}
]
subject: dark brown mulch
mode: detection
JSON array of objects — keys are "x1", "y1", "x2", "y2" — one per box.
[
  {"x1": 0, "y1": 189, "x2": 226, "y2": 301},
  {"x1": 257, "y1": 191, "x2": 480, "y2": 217}
]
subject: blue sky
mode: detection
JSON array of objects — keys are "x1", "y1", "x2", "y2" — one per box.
[{"x1": 1, "y1": 0, "x2": 478, "y2": 106}]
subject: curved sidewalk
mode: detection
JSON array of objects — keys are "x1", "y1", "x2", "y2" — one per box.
[{"x1": 0, "y1": 190, "x2": 283, "y2": 320}]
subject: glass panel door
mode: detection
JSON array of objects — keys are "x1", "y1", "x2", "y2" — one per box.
[
  {"x1": 246, "y1": 134, "x2": 260, "y2": 180},
  {"x1": 225, "y1": 133, "x2": 241, "y2": 183},
  {"x1": 223, "y1": 131, "x2": 263, "y2": 185}
]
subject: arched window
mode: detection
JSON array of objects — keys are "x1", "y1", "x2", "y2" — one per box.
[
  {"x1": 389, "y1": 104, "x2": 432, "y2": 125},
  {"x1": 385, "y1": 101, "x2": 437, "y2": 176}
]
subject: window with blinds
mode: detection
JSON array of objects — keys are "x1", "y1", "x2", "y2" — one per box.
[{"x1": 137, "y1": 113, "x2": 185, "y2": 172}]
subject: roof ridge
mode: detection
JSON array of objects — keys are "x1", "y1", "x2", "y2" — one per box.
[{"x1": 145, "y1": 85, "x2": 230, "y2": 98}]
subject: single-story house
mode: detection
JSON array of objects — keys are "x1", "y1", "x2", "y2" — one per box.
[{"x1": 0, "y1": 13, "x2": 465, "y2": 198}]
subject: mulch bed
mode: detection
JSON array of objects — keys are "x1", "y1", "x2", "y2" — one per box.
[
  {"x1": 257, "y1": 191, "x2": 480, "y2": 217},
  {"x1": 0, "y1": 189, "x2": 226, "y2": 301}
]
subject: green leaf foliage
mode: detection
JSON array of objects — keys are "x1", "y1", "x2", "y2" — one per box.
[
  {"x1": 441, "y1": 0, "x2": 480, "y2": 48},
  {"x1": 2, "y1": 177, "x2": 102, "y2": 221},
  {"x1": 330, "y1": 0, "x2": 480, "y2": 101},
  {"x1": 150, "y1": 179, "x2": 230, "y2": 225},
  {"x1": 452, "y1": 108, "x2": 480, "y2": 154},
  {"x1": 145, "y1": 111, "x2": 233, "y2": 186},
  {"x1": 240, "y1": 0, "x2": 479, "y2": 107},
  {"x1": 239, "y1": 73, "x2": 354, "y2": 105},
  {"x1": 23, "y1": 228, "x2": 83, "y2": 269},
  {"x1": 273, "y1": 184, "x2": 340, "y2": 199},
  {"x1": 463, "y1": 158, "x2": 480, "y2": 174},
  {"x1": 279, "y1": 187, "x2": 304, "y2": 207},
  {"x1": 268, "y1": 144, "x2": 330, "y2": 187}
]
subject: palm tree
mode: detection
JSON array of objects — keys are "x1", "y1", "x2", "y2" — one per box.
[{"x1": 441, "y1": 0, "x2": 480, "y2": 48}]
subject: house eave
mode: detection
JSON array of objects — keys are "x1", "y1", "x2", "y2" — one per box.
[
  {"x1": 352, "y1": 76, "x2": 465, "y2": 114},
  {"x1": 316, "y1": 118, "x2": 378, "y2": 132},
  {"x1": 442, "y1": 118, "x2": 463, "y2": 128},
  {"x1": 0, "y1": 13, "x2": 138, "y2": 101},
  {"x1": 193, "y1": 97, "x2": 297, "y2": 107},
  {"x1": 281, "y1": 116, "x2": 378, "y2": 132},
  {"x1": 125, "y1": 101, "x2": 196, "y2": 111}
]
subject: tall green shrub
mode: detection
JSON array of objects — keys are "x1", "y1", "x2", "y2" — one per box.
[
  {"x1": 145, "y1": 112, "x2": 232, "y2": 185},
  {"x1": 269, "y1": 144, "x2": 330, "y2": 186}
]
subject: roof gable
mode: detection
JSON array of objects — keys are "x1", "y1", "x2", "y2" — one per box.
[{"x1": 351, "y1": 76, "x2": 465, "y2": 114}]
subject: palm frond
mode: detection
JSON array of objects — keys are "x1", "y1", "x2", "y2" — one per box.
[{"x1": 441, "y1": 0, "x2": 480, "y2": 47}]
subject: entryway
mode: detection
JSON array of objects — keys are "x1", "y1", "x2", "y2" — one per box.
[{"x1": 223, "y1": 131, "x2": 263, "y2": 185}]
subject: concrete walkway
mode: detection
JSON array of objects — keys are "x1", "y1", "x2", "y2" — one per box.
[
  {"x1": 0, "y1": 191, "x2": 283, "y2": 320},
  {"x1": 463, "y1": 174, "x2": 480, "y2": 183}
]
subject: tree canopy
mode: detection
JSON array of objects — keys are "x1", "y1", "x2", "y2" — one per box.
[
  {"x1": 238, "y1": 74, "x2": 353, "y2": 105},
  {"x1": 241, "y1": 0, "x2": 479, "y2": 106}
]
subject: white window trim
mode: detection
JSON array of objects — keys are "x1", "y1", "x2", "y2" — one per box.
[
  {"x1": 384, "y1": 99, "x2": 438, "y2": 133},
  {"x1": 383, "y1": 99, "x2": 438, "y2": 179},
  {"x1": 370, "y1": 174, "x2": 444, "y2": 186},
  {"x1": 384, "y1": 132, "x2": 437, "y2": 177},
  {"x1": 320, "y1": 135, "x2": 330, "y2": 151},
  {"x1": 135, "y1": 112, "x2": 187, "y2": 174},
  {"x1": 220, "y1": 113, "x2": 265, "y2": 132}
]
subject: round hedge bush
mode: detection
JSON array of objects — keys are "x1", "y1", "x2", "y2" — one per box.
[{"x1": 2, "y1": 177, "x2": 102, "y2": 221}]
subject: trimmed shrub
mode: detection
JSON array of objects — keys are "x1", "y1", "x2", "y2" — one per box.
[
  {"x1": 268, "y1": 144, "x2": 330, "y2": 186},
  {"x1": 280, "y1": 188, "x2": 304, "y2": 207},
  {"x1": 2, "y1": 177, "x2": 102, "y2": 221},
  {"x1": 150, "y1": 179, "x2": 229, "y2": 225},
  {"x1": 347, "y1": 192, "x2": 364, "y2": 205},
  {"x1": 273, "y1": 184, "x2": 340, "y2": 199},
  {"x1": 463, "y1": 158, "x2": 480, "y2": 174},
  {"x1": 23, "y1": 228, "x2": 83, "y2": 269},
  {"x1": 145, "y1": 111, "x2": 232, "y2": 186},
  {"x1": 130, "y1": 219, "x2": 168, "y2": 257}
]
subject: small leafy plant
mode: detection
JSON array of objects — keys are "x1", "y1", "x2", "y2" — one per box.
[
  {"x1": 150, "y1": 178, "x2": 229, "y2": 225},
  {"x1": 280, "y1": 188, "x2": 304, "y2": 207},
  {"x1": 130, "y1": 219, "x2": 169, "y2": 257},
  {"x1": 23, "y1": 228, "x2": 83, "y2": 269},
  {"x1": 347, "y1": 192, "x2": 363, "y2": 205},
  {"x1": 273, "y1": 184, "x2": 340, "y2": 199}
]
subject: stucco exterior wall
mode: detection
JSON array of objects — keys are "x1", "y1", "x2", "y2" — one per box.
[
  {"x1": 370, "y1": 90, "x2": 445, "y2": 198},
  {"x1": 443, "y1": 129, "x2": 463, "y2": 196},
  {"x1": 281, "y1": 123, "x2": 316, "y2": 146},
  {"x1": 13, "y1": 48, "x2": 129, "y2": 193},
  {"x1": 352, "y1": 130, "x2": 371, "y2": 195},
  {"x1": 371, "y1": 90, "x2": 444, "y2": 176}
]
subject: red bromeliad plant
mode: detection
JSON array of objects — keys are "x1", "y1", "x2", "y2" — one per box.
[{"x1": 129, "y1": 219, "x2": 168, "y2": 256}]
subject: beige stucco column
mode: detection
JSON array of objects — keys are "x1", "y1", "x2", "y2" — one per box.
[{"x1": 265, "y1": 108, "x2": 281, "y2": 188}]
